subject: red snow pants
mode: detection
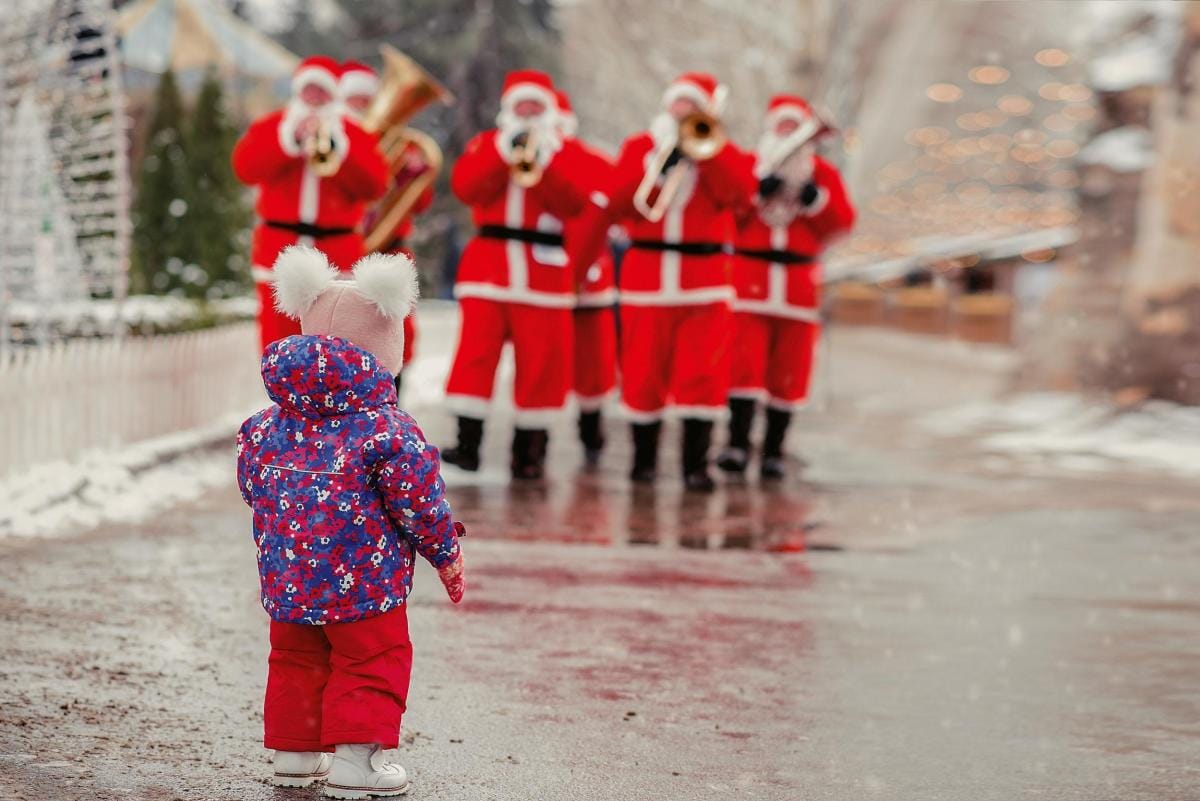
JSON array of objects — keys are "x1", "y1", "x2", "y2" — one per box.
[
  {"x1": 729, "y1": 312, "x2": 820, "y2": 409},
  {"x1": 573, "y1": 306, "x2": 618, "y2": 410},
  {"x1": 264, "y1": 608, "x2": 412, "y2": 751}
]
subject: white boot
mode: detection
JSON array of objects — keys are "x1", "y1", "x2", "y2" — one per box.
[
  {"x1": 323, "y1": 744, "x2": 409, "y2": 799},
  {"x1": 271, "y1": 750, "x2": 333, "y2": 787}
]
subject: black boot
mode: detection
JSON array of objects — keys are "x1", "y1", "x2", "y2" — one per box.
[
  {"x1": 761, "y1": 407, "x2": 793, "y2": 480},
  {"x1": 717, "y1": 398, "x2": 755, "y2": 473},
  {"x1": 682, "y1": 418, "x2": 716, "y2": 493},
  {"x1": 629, "y1": 421, "x2": 661, "y2": 483},
  {"x1": 511, "y1": 428, "x2": 549, "y2": 480},
  {"x1": 578, "y1": 410, "x2": 605, "y2": 466},
  {"x1": 442, "y1": 416, "x2": 483, "y2": 472}
]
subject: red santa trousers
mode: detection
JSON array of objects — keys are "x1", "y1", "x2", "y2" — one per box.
[
  {"x1": 445, "y1": 298, "x2": 574, "y2": 424},
  {"x1": 573, "y1": 307, "x2": 618, "y2": 410},
  {"x1": 264, "y1": 608, "x2": 412, "y2": 751},
  {"x1": 729, "y1": 311, "x2": 820, "y2": 409},
  {"x1": 619, "y1": 302, "x2": 732, "y2": 420}
]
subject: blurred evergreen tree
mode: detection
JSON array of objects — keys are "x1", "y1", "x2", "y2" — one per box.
[
  {"x1": 130, "y1": 69, "x2": 193, "y2": 296},
  {"x1": 186, "y1": 71, "x2": 251, "y2": 298}
]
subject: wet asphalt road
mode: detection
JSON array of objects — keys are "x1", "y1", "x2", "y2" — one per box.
[{"x1": 2, "y1": 328, "x2": 1199, "y2": 800}]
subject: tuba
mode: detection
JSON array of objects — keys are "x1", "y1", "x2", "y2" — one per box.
[
  {"x1": 633, "y1": 110, "x2": 727, "y2": 223},
  {"x1": 360, "y1": 45, "x2": 455, "y2": 254}
]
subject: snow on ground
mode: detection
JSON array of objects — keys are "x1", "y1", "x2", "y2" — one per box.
[
  {"x1": 0, "y1": 413, "x2": 253, "y2": 540},
  {"x1": 924, "y1": 392, "x2": 1200, "y2": 477}
]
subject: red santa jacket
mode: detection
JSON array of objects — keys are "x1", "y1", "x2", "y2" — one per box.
[
  {"x1": 450, "y1": 130, "x2": 587, "y2": 308},
  {"x1": 732, "y1": 156, "x2": 855, "y2": 321},
  {"x1": 560, "y1": 139, "x2": 617, "y2": 308},
  {"x1": 232, "y1": 109, "x2": 389, "y2": 276},
  {"x1": 605, "y1": 133, "x2": 756, "y2": 307}
]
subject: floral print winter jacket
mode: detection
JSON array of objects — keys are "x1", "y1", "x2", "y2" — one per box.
[{"x1": 237, "y1": 334, "x2": 461, "y2": 625}]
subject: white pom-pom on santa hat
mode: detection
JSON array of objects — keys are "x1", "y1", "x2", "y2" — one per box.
[
  {"x1": 273, "y1": 245, "x2": 339, "y2": 319},
  {"x1": 351, "y1": 252, "x2": 420, "y2": 321}
]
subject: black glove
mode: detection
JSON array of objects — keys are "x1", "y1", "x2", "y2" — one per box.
[
  {"x1": 662, "y1": 147, "x2": 684, "y2": 172},
  {"x1": 511, "y1": 131, "x2": 529, "y2": 150},
  {"x1": 798, "y1": 181, "x2": 820, "y2": 207},
  {"x1": 758, "y1": 174, "x2": 784, "y2": 199}
]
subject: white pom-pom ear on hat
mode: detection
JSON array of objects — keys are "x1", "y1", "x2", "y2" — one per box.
[
  {"x1": 273, "y1": 245, "x2": 339, "y2": 319},
  {"x1": 351, "y1": 252, "x2": 420, "y2": 320}
]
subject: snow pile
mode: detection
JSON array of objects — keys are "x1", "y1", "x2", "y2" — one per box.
[
  {"x1": 0, "y1": 411, "x2": 260, "y2": 540},
  {"x1": 924, "y1": 392, "x2": 1200, "y2": 476},
  {"x1": 6, "y1": 294, "x2": 258, "y2": 341},
  {"x1": 1087, "y1": 1, "x2": 1182, "y2": 92}
]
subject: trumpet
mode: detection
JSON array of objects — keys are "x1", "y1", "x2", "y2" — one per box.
[
  {"x1": 757, "y1": 108, "x2": 836, "y2": 182},
  {"x1": 633, "y1": 111, "x2": 727, "y2": 222},
  {"x1": 305, "y1": 119, "x2": 341, "y2": 177},
  {"x1": 509, "y1": 125, "x2": 543, "y2": 188}
]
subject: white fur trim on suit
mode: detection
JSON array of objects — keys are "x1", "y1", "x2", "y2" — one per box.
[
  {"x1": 621, "y1": 404, "x2": 664, "y2": 423},
  {"x1": 273, "y1": 246, "x2": 338, "y2": 318},
  {"x1": 662, "y1": 81, "x2": 727, "y2": 115},
  {"x1": 292, "y1": 66, "x2": 339, "y2": 98},
  {"x1": 339, "y1": 70, "x2": 379, "y2": 101},
  {"x1": 731, "y1": 300, "x2": 821, "y2": 322},
  {"x1": 444, "y1": 393, "x2": 492, "y2": 418},
  {"x1": 618, "y1": 287, "x2": 735, "y2": 307},
  {"x1": 575, "y1": 288, "x2": 618, "y2": 308},
  {"x1": 575, "y1": 389, "x2": 617, "y2": 412},
  {"x1": 352, "y1": 252, "x2": 420, "y2": 320},
  {"x1": 501, "y1": 83, "x2": 558, "y2": 115},
  {"x1": 728, "y1": 387, "x2": 769, "y2": 402},
  {"x1": 512, "y1": 406, "x2": 568, "y2": 426},
  {"x1": 454, "y1": 281, "x2": 578, "y2": 309},
  {"x1": 768, "y1": 395, "x2": 809, "y2": 412}
]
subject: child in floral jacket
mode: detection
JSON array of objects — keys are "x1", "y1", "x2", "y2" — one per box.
[{"x1": 237, "y1": 246, "x2": 464, "y2": 799}]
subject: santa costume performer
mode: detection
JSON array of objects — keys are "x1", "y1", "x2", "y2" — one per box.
[
  {"x1": 598, "y1": 72, "x2": 756, "y2": 491},
  {"x1": 718, "y1": 94, "x2": 855, "y2": 479},
  {"x1": 236, "y1": 245, "x2": 464, "y2": 798},
  {"x1": 232, "y1": 56, "x2": 389, "y2": 351},
  {"x1": 442, "y1": 70, "x2": 587, "y2": 479},
  {"x1": 555, "y1": 89, "x2": 619, "y2": 464},
  {"x1": 339, "y1": 60, "x2": 436, "y2": 374}
]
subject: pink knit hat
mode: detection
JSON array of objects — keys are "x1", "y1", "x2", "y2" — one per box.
[{"x1": 271, "y1": 246, "x2": 419, "y2": 374}]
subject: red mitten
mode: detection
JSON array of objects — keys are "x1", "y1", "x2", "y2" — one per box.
[{"x1": 437, "y1": 555, "x2": 465, "y2": 604}]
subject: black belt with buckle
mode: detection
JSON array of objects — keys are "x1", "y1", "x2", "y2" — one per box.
[
  {"x1": 733, "y1": 247, "x2": 815, "y2": 265},
  {"x1": 264, "y1": 219, "x2": 356, "y2": 239},
  {"x1": 478, "y1": 225, "x2": 564, "y2": 247}
]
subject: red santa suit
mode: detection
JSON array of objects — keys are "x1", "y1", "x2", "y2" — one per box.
[
  {"x1": 444, "y1": 72, "x2": 587, "y2": 428},
  {"x1": 339, "y1": 60, "x2": 435, "y2": 368},
  {"x1": 605, "y1": 75, "x2": 756, "y2": 422},
  {"x1": 556, "y1": 93, "x2": 618, "y2": 415},
  {"x1": 232, "y1": 56, "x2": 389, "y2": 351},
  {"x1": 730, "y1": 98, "x2": 855, "y2": 410}
]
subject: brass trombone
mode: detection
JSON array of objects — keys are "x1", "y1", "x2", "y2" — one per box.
[{"x1": 633, "y1": 111, "x2": 727, "y2": 222}]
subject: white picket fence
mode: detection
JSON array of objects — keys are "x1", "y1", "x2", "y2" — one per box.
[{"x1": 0, "y1": 323, "x2": 266, "y2": 480}]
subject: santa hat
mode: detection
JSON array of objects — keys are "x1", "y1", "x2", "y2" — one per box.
[
  {"x1": 339, "y1": 59, "x2": 379, "y2": 100},
  {"x1": 500, "y1": 69, "x2": 557, "y2": 112},
  {"x1": 662, "y1": 72, "x2": 728, "y2": 115},
  {"x1": 765, "y1": 94, "x2": 814, "y2": 127},
  {"x1": 273, "y1": 246, "x2": 419, "y2": 374},
  {"x1": 292, "y1": 55, "x2": 341, "y2": 98},
  {"x1": 554, "y1": 89, "x2": 578, "y2": 136}
]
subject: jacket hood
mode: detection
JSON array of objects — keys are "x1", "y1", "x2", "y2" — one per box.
[{"x1": 261, "y1": 334, "x2": 396, "y2": 418}]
